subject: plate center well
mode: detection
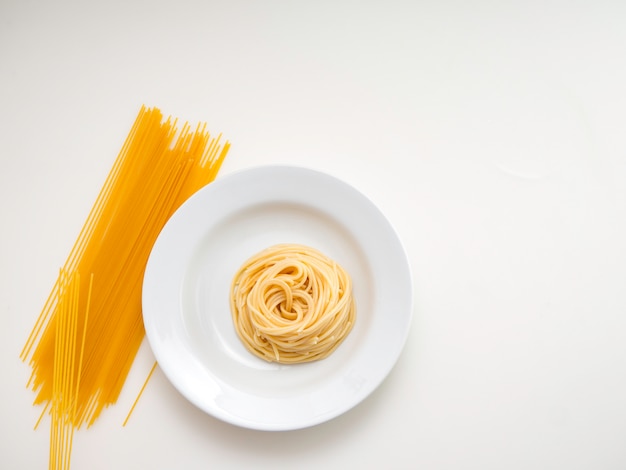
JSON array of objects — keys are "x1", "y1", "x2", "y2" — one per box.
[{"x1": 182, "y1": 201, "x2": 374, "y2": 397}]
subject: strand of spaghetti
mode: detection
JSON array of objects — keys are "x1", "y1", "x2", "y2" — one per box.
[
  {"x1": 57, "y1": 271, "x2": 68, "y2": 470},
  {"x1": 49, "y1": 271, "x2": 61, "y2": 470},
  {"x1": 67, "y1": 271, "x2": 79, "y2": 409},
  {"x1": 59, "y1": 272, "x2": 77, "y2": 469},
  {"x1": 59, "y1": 270, "x2": 71, "y2": 469},
  {"x1": 34, "y1": 400, "x2": 50, "y2": 431},
  {"x1": 77, "y1": 391, "x2": 99, "y2": 431},
  {"x1": 59, "y1": 273, "x2": 72, "y2": 470},
  {"x1": 52, "y1": 269, "x2": 71, "y2": 469},
  {"x1": 122, "y1": 361, "x2": 158, "y2": 427},
  {"x1": 62, "y1": 271, "x2": 77, "y2": 469},
  {"x1": 72, "y1": 273, "x2": 92, "y2": 428}
]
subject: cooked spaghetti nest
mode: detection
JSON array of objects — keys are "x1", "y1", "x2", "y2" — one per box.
[{"x1": 230, "y1": 244, "x2": 356, "y2": 364}]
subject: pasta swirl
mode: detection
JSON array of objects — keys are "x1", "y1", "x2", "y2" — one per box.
[{"x1": 230, "y1": 244, "x2": 355, "y2": 364}]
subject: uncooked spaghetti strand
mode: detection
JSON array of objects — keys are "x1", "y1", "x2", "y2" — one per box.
[
  {"x1": 122, "y1": 361, "x2": 158, "y2": 427},
  {"x1": 71, "y1": 273, "x2": 92, "y2": 430}
]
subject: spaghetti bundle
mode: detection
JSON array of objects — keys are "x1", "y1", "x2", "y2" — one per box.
[
  {"x1": 230, "y1": 244, "x2": 356, "y2": 364},
  {"x1": 21, "y1": 106, "x2": 229, "y2": 468}
]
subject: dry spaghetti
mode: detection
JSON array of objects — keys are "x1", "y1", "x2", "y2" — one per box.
[
  {"x1": 230, "y1": 244, "x2": 355, "y2": 364},
  {"x1": 21, "y1": 106, "x2": 229, "y2": 469}
]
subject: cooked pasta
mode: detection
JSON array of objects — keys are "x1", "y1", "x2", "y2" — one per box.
[
  {"x1": 230, "y1": 244, "x2": 356, "y2": 364},
  {"x1": 21, "y1": 106, "x2": 229, "y2": 469}
]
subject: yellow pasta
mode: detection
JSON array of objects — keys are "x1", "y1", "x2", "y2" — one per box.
[
  {"x1": 48, "y1": 270, "x2": 91, "y2": 470},
  {"x1": 230, "y1": 244, "x2": 355, "y2": 364},
  {"x1": 21, "y1": 106, "x2": 230, "y2": 469}
]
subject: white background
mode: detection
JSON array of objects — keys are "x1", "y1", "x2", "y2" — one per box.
[{"x1": 2, "y1": 1, "x2": 626, "y2": 468}]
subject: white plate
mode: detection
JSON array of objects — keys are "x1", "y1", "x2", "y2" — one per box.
[{"x1": 142, "y1": 166, "x2": 413, "y2": 430}]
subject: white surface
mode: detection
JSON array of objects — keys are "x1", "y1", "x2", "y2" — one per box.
[
  {"x1": 142, "y1": 166, "x2": 412, "y2": 430},
  {"x1": 1, "y1": 0, "x2": 625, "y2": 468}
]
